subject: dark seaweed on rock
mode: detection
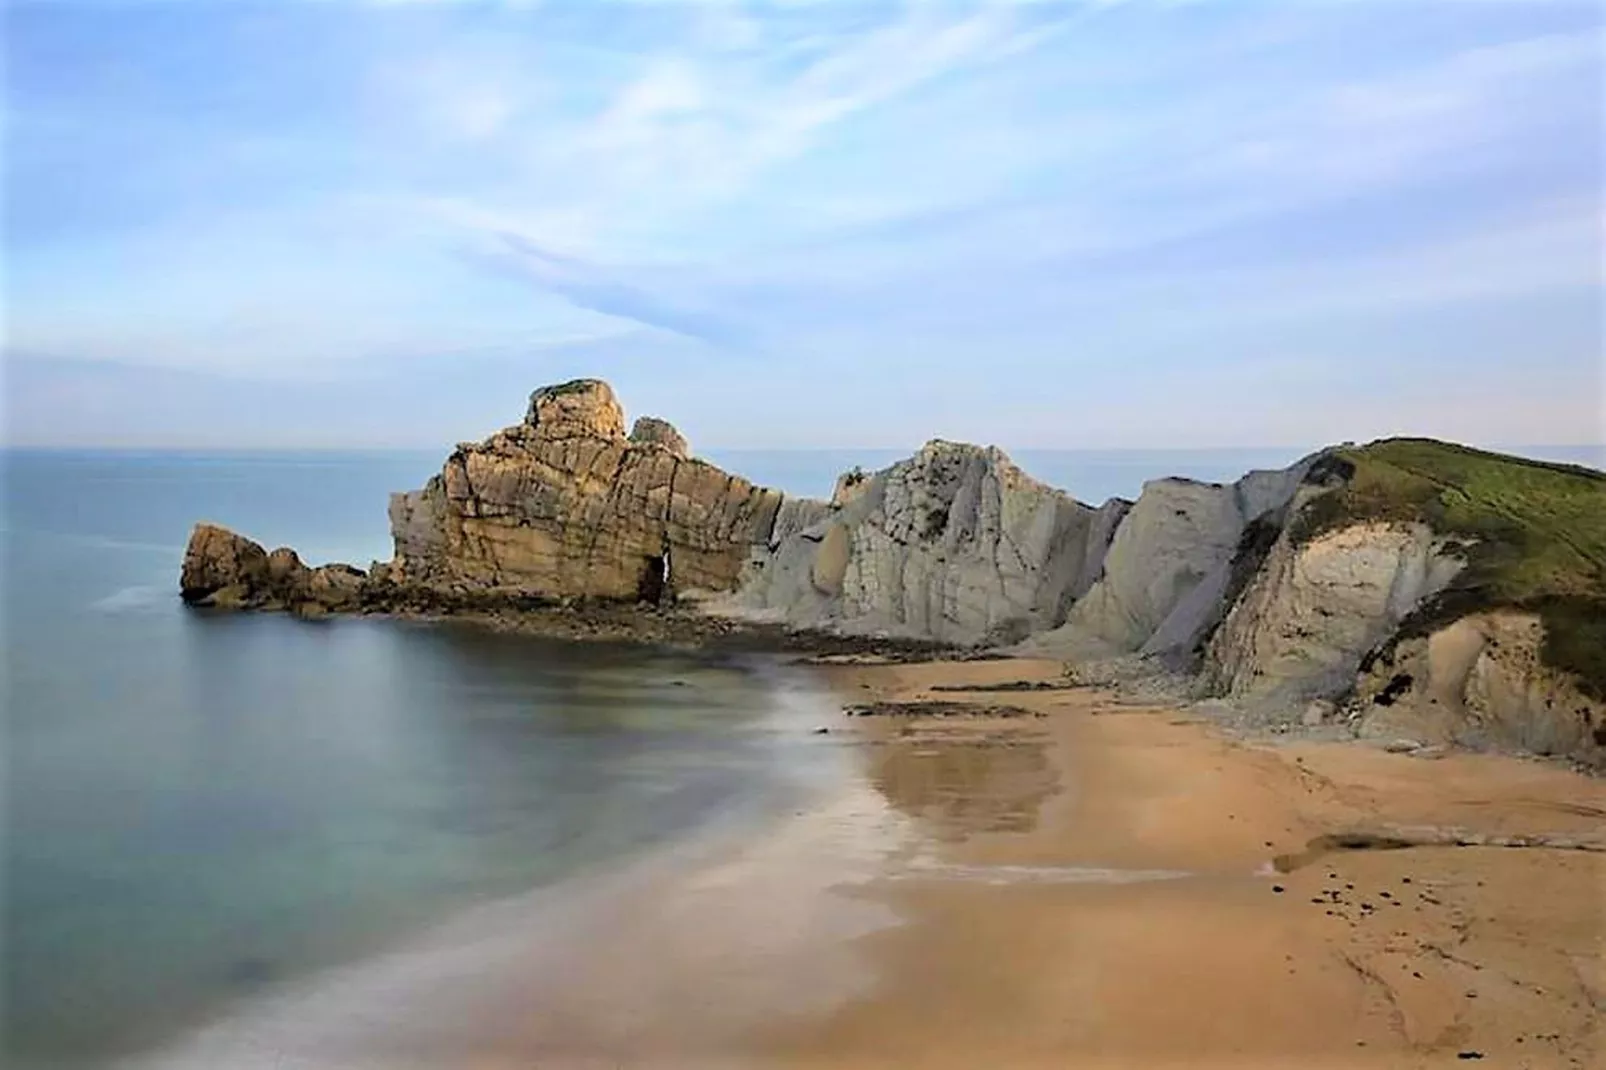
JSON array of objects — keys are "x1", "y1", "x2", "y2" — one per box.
[{"x1": 1192, "y1": 512, "x2": 1287, "y2": 661}]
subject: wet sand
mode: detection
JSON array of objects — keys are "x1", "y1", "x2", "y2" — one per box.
[{"x1": 755, "y1": 656, "x2": 1605, "y2": 1070}]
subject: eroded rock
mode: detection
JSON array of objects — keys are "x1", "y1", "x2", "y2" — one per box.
[
  {"x1": 628, "y1": 416, "x2": 690, "y2": 459},
  {"x1": 181, "y1": 523, "x2": 271, "y2": 605},
  {"x1": 179, "y1": 524, "x2": 369, "y2": 613},
  {"x1": 1024, "y1": 461, "x2": 1310, "y2": 660},
  {"x1": 388, "y1": 379, "x2": 789, "y2": 603},
  {"x1": 1201, "y1": 521, "x2": 1463, "y2": 710},
  {"x1": 1354, "y1": 611, "x2": 1606, "y2": 767},
  {"x1": 731, "y1": 440, "x2": 1112, "y2": 644}
]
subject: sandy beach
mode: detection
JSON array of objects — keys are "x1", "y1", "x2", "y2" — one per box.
[{"x1": 746, "y1": 655, "x2": 1606, "y2": 1070}]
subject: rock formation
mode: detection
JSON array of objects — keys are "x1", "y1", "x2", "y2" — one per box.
[
  {"x1": 1199, "y1": 520, "x2": 1464, "y2": 709},
  {"x1": 628, "y1": 416, "x2": 690, "y2": 459},
  {"x1": 731, "y1": 440, "x2": 1122, "y2": 644},
  {"x1": 1351, "y1": 612, "x2": 1606, "y2": 758},
  {"x1": 382, "y1": 379, "x2": 787, "y2": 604},
  {"x1": 178, "y1": 380, "x2": 1606, "y2": 765},
  {"x1": 1023, "y1": 461, "x2": 1312, "y2": 661},
  {"x1": 181, "y1": 523, "x2": 364, "y2": 614}
]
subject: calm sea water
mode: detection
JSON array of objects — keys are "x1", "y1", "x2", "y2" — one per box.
[{"x1": 4, "y1": 443, "x2": 1599, "y2": 1068}]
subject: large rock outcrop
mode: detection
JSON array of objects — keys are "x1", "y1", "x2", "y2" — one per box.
[
  {"x1": 1024, "y1": 461, "x2": 1311, "y2": 661},
  {"x1": 1199, "y1": 520, "x2": 1465, "y2": 709},
  {"x1": 181, "y1": 523, "x2": 364, "y2": 614},
  {"x1": 729, "y1": 441, "x2": 1121, "y2": 644},
  {"x1": 384, "y1": 380, "x2": 789, "y2": 603},
  {"x1": 181, "y1": 523, "x2": 269, "y2": 603},
  {"x1": 1350, "y1": 612, "x2": 1606, "y2": 763}
]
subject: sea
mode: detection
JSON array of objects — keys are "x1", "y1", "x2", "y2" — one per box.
[{"x1": 4, "y1": 444, "x2": 1600, "y2": 1068}]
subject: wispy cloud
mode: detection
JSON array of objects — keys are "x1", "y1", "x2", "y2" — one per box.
[
  {"x1": 1178, "y1": 28, "x2": 1602, "y2": 192},
  {"x1": 488, "y1": 233, "x2": 746, "y2": 347},
  {"x1": 8, "y1": 0, "x2": 1602, "y2": 446},
  {"x1": 410, "y1": 2, "x2": 1077, "y2": 255}
]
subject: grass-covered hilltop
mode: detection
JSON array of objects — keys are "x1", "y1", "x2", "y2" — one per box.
[{"x1": 1292, "y1": 438, "x2": 1606, "y2": 701}]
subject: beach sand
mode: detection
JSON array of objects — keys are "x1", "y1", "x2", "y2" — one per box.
[{"x1": 748, "y1": 656, "x2": 1605, "y2": 1070}]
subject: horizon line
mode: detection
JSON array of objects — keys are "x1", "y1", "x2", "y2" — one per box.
[{"x1": 4, "y1": 441, "x2": 1603, "y2": 455}]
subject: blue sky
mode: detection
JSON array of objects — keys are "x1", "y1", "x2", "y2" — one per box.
[{"x1": 5, "y1": 0, "x2": 1602, "y2": 449}]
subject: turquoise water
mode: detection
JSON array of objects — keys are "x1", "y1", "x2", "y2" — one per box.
[{"x1": 4, "y1": 444, "x2": 1598, "y2": 1068}]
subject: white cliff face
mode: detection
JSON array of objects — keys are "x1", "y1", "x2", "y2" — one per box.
[
  {"x1": 732, "y1": 441, "x2": 1110, "y2": 644},
  {"x1": 1354, "y1": 613, "x2": 1606, "y2": 765},
  {"x1": 1025, "y1": 462, "x2": 1310, "y2": 660},
  {"x1": 1058, "y1": 479, "x2": 1243, "y2": 654},
  {"x1": 1201, "y1": 522, "x2": 1464, "y2": 709}
]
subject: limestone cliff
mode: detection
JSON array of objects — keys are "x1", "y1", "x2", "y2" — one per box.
[
  {"x1": 730, "y1": 441, "x2": 1119, "y2": 645},
  {"x1": 1193, "y1": 441, "x2": 1606, "y2": 766},
  {"x1": 1353, "y1": 612, "x2": 1606, "y2": 760},
  {"x1": 382, "y1": 379, "x2": 788, "y2": 603},
  {"x1": 1199, "y1": 519, "x2": 1465, "y2": 709},
  {"x1": 1023, "y1": 460, "x2": 1312, "y2": 661}
]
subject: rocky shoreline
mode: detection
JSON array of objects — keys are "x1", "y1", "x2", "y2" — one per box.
[
  {"x1": 180, "y1": 376, "x2": 1606, "y2": 767},
  {"x1": 179, "y1": 543, "x2": 974, "y2": 662}
]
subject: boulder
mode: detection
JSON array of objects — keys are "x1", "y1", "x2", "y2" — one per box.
[
  {"x1": 266, "y1": 547, "x2": 304, "y2": 584},
  {"x1": 526, "y1": 378, "x2": 626, "y2": 439},
  {"x1": 303, "y1": 564, "x2": 366, "y2": 610},
  {"x1": 831, "y1": 467, "x2": 873, "y2": 510},
  {"x1": 179, "y1": 524, "x2": 368, "y2": 612},
  {"x1": 1301, "y1": 700, "x2": 1335, "y2": 727},
  {"x1": 628, "y1": 416, "x2": 690, "y2": 459},
  {"x1": 180, "y1": 524, "x2": 271, "y2": 605}
]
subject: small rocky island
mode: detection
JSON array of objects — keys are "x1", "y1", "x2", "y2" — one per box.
[{"x1": 182, "y1": 378, "x2": 1606, "y2": 766}]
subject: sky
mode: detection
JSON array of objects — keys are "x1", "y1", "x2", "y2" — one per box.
[{"x1": 3, "y1": 0, "x2": 1603, "y2": 450}]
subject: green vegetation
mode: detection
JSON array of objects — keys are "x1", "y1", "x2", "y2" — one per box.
[{"x1": 1292, "y1": 438, "x2": 1606, "y2": 697}]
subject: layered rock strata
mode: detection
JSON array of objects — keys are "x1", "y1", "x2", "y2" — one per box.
[
  {"x1": 730, "y1": 441, "x2": 1126, "y2": 644},
  {"x1": 381, "y1": 379, "x2": 785, "y2": 604}
]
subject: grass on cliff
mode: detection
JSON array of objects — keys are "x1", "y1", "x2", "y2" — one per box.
[{"x1": 1290, "y1": 438, "x2": 1606, "y2": 698}]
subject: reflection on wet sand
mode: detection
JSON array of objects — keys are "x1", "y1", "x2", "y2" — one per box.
[{"x1": 864, "y1": 721, "x2": 1059, "y2": 841}]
